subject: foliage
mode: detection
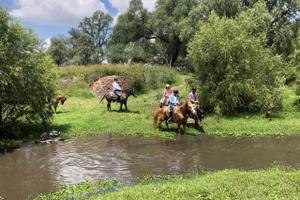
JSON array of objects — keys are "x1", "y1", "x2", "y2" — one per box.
[
  {"x1": 35, "y1": 180, "x2": 119, "y2": 200},
  {"x1": 0, "y1": 7, "x2": 56, "y2": 137},
  {"x1": 48, "y1": 10, "x2": 113, "y2": 66},
  {"x1": 47, "y1": 35, "x2": 69, "y2": 66},
  {"x1": 188, "y1": 10, "x2": 284, "y2": 114},
  {"x1": 108, "y1": 0, "x2": 153, "y2": 63},
  {"x1": 149, "y1": 0, "x2": 197, "y2": 66},
  {"x1": 58, "y1": 64, "x2": 178, "y2": 93}
]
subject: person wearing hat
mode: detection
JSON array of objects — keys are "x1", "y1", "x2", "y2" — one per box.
[
  {"x1": 188, "y1": 87, "x2": 198, "y2": 104},
  {"x1": 167, "y1": 89, "x2": 180, "y2": 122},
  {"x1": 113, "y1": 77, "x2": 122, "y2": 102},
  {"x1": 160, "y1": 84, "x2": 172, "y2": 108}
]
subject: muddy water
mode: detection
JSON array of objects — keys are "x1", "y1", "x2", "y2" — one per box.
[{"x1": 1, "y1": 134, "x2": 300, "y2": 200}]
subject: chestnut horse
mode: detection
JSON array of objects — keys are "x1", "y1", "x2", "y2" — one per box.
[
  {"x1": 46, "y1": 95, "x2": 67, "y2": 113},
  {"x1": 153, "y1": 101, "x2": 196, "y2": 134}
]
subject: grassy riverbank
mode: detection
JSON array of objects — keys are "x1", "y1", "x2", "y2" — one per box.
[
  {"x1": 51, "y1": 64, "x2": 300, "y2": 139},
  {"x1": 35, "y1": 167, "x2": 300, "y2": 200},
  {"x1": 1, "y1": 64, "x2": 299, "y2": 148}
]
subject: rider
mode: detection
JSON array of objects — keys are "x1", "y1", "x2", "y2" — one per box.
[
  {"x1": 113, "y1": 77, "x2": 122, "y2": 102},
  {"x1": 167, "y1": 89, "x2": 180, "y2": 122},
  {"x1": 188, "y1": 87, "x2": 198, "y2": 104},
  {"x1": 160, "y1": 84, "x2": 172, "y2": 108}
]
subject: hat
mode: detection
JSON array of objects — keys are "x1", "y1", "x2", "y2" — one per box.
[{"x1": 166, "y1": 84, "x2": 170, "y2": 88}]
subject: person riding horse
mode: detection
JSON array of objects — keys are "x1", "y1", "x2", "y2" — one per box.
[
  {"x1": 160, "y1": 84, "x2": 172, "y2": 108},
  {"x1": 113, "y1": 77, "x2": 122, "y2": 102},
  {"x1": 167, "y1": 89, "x2": 180, "y2": 123},
  {"x1": 188, "y1": 87, "x2": 204, "y2": 126}
]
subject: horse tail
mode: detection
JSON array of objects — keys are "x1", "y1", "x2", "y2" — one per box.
[{"x1": 99, "y1": 93, "x2": 108, "y2": 103}]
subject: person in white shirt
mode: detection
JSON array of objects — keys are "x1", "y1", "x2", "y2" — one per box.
[{"x1": 113, "y1": 78, "x2": 122, "y2": 101}]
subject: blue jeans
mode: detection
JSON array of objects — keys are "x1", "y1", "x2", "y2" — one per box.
[{"x1": 114, "y1": 90, "x2": 121, "y2": 97}]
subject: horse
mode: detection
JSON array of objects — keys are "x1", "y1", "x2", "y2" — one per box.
[
  {"x1": 187, "y1": 103, "x2": 205, "y2": 127},
  {"x1": 153, "y1": 101, "x2": 197, "y2": 134},
  {"x1": 99, "y1": 89, "x2": 137, "y2": 111},
  {"x1": 46, "y1": 95, "x2": 67, "y2": 113}
]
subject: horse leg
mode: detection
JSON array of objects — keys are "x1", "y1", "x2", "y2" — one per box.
[
  {"x1": 119, "y1": 102, "x2": 123, "y2": 111},
  {"x1": 107, "y1": 102, "x2": 111, "y2": 111},
  {"x1": 125, "y1": 101, "x2": 128, "y2": 110},
  {"x1": 165, "y1": 120, "x2": 169, "y2": 129},
  {"x1": 178, "y1": 124, "x2": 182, "y2": 134},
  {"x1": 54, "y1": 103, "x2": 58, "y2": 113},
  {"x1": 183, "y1": 123, "x2": 187, "y2": 134}
]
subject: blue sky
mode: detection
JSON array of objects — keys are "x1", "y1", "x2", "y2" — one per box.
[{"x1": 0, "y1": 0, "x2": 156, "y2": 40}]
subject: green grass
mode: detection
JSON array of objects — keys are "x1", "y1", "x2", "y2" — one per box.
[
  {"x1": 91, "y1": 167, "x2": 300, "y2": 200},
  {"x1": 53, "y1": 74, "x2": 300, "y2": 139},
  {"x1": 38, "y1": 167, "x2": 300, "y2": 200},
  {"x1": 35, "y1": 180, "x2": 119, "y2": 200}
]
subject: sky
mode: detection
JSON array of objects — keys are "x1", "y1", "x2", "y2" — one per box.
[{"x1": 0, "y1": 0, "x2": 157, "y2": 40}]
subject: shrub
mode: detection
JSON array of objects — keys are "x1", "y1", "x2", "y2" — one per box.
[
  {"x1": 188, "y1": 11, "x2": 283, "y2": 115},
  {"x1": 0, "y1": 8, "x2": 56, "y2": 137}
]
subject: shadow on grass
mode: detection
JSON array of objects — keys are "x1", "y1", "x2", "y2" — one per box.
[{"x1": 109, "y1": 110, "x2": 141, "y2": 114}]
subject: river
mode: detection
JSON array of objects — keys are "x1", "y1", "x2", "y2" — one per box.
[{"x1": 1, "y1": 134, "x2": 300, "y2": 200}]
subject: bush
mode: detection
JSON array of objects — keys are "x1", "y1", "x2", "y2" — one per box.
[
  {"x1": 188, "y1": 11, "x2": 283, "y2": 115},
  {"x1": 0, "y1": 8, "x2": 56, "y2": 137}
]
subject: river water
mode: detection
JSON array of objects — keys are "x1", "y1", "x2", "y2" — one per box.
[{"x1": 1, "y1": 134, "x2": 300, "y2": 200}]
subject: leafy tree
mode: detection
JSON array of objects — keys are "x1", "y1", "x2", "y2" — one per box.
[
  {"x1": 108, "y1": 0, "x2": 152, "y2": 63},
  {"x1": 0, "y1": 8, "x2": 56, "y2": 136},
  {"x1": 69, "y1": 10, "x2": 113, "y2": 65},
  {"x1": 188, "y1": 12, "x2": 283, "y2": 114},
  {"x1": 150, "y1": 0, "x2": 197, "y2": 66},
  {"x1": 47, "y1": 35, "x2": 69, "y2": 66}
]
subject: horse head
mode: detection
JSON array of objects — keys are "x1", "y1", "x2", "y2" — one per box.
[
  {"x1": 185, "y1": 101, "x2": 197, "y2": 116},
  {"x1": 127, "y1": 89, "x2": 137, "y2": 98},
  {"x1": 58, "y1": 96, "x2": 67, "y2": 105}
]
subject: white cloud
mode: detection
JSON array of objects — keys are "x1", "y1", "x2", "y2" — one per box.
[
  {"x1": 110, "y1": 0, "x2": 157, "y2": 13},
  {"x1": 110, "y1": 0, "x2": 157, "y2": 27},
  {"x1": 10, "y1": 0, "x2": 108, "y2": 26},
  {"x1": 42, "y1": 38, "x2": 52, "y2": 52}
]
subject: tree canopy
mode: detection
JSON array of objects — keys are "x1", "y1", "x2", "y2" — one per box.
[
  {"x1": 188, "y1": 8, "x2": 284, "y2": 114},
  {"x1": 0, "y1": 8, "x2": 56, "y2": 136}
]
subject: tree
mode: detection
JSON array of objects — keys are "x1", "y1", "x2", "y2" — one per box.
[
  {"x1": 150, "y1": 0, "x2": 197, "y2": 66},
  {"x1": 0, "y1": 7, "x2": 56, "y2": 136},
  {"x1": 47, "y1": 35, "x2": 69, "y2": 66},
  {"x1": 69, "y1": 10, "x2": 113, "y2": 65},
  {"x1": 108, "y1": 0, "x2": 152, "y2": 63},
  {"x1": 188, "y1": 12, "x2": 283, "y2": 114}
]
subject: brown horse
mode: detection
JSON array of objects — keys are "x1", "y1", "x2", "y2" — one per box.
[
  {"x1": 153, "y1": 101, "x2": 196, "y2": 134},
  {"x1": 46, "y1": 95, "x2": 67, "y2": 113},
  {"x1": 99, "y1": 89, "x2": 137, "y2": 111}
]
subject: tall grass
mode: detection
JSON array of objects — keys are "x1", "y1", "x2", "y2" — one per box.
[{"x1": 57, "y1": 64, "x2": 179, "y2": 94}]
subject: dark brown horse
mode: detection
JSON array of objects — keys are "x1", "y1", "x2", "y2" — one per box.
[
  {"x1": 153, "y1": 101, "x2": 196, "y2": 134},
  {"x1": 100, "y1": 89, "x2": 137, "y2": 111}
]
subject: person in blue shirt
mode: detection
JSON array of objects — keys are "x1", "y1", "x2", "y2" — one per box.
[
  {"x1": 167, "y1": 89, "x2": 180, "y2": 122},
  {"x1": 113, "y1": 77, "x2": 122, "y2": 101}
]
